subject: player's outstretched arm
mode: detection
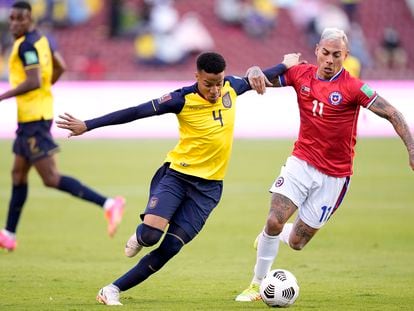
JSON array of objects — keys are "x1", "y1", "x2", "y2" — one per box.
[
  {"x1": 56, "y1": 112, "x2": 87, "y2": 137},
  {"x1": 56, "y1": 100, "x2": 173, "y2": 137},
  {"x1": 369, "y1": 96, "x2": 414, "y2": 170},
  {"x1": 246, "y1": 53, "x2": 302, "y2": 95}
]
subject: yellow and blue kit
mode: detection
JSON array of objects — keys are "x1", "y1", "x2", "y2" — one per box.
[
  {"x1": 9, "y1": 30, "x2": 59, "y2": 161},
  {"x1": 9, "y1": 30, "x2": 55, "y2": 123},
  {"x1": 86, "y1": 76, "x2": 252, "y2": 181}
]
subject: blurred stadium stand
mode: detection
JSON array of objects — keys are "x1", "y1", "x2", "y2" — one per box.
[{"x1": 2, "y1": 0, "x2": 414, "y2": 81}]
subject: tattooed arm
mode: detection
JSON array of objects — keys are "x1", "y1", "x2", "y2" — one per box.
[{"x1": 369, "y1": 95, "x2": 414, "y2": 170}]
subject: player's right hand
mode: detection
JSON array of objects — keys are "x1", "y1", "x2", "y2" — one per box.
[{"x1": 282, "y1": 53, "x2": 302, "y2": 68}]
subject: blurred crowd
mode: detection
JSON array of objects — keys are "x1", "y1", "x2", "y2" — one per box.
[
  {"x1": 288, "y1": 0, "x2": 409, "y2": 77},
  {"x1": 0, "y1": 0, "x2": 413, "y2": 80}
]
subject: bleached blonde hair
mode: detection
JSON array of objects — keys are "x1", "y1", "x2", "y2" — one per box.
[{"x1": 320, "y1": 28, "x2": 349, "y2": 48}]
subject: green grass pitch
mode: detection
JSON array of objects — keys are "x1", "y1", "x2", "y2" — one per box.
[{"x1": 0, "y1": 138, "x2": 413, "y2": 310}]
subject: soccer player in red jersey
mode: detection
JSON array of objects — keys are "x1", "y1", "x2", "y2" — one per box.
[{"x1": 236, "y1": 27, "x2": 414, "y2": 302}]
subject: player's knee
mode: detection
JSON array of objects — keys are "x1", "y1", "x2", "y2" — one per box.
[
  {"x1": 265, "y1": 217, "x2": 283, "y2": 235},
  {"x1": 136, "y1": 223, "x2": 164, "y2": 247},
  {"x1": 42, "y1": 175, "x2": 60, "y2": 188},
  {"x1": 289, "y1": 239, "x2": 306, "y2": 251},
  {"x1": 42, "y1": 178, "x2": 56, "y2": 188}
]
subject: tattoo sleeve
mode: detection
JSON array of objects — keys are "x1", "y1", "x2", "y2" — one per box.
[
  {"x1": 293, "y1": 222, "x2": 313, "y2": 243},
  {"x1": 369, "y1": 96, "x2": 414, "y2": 152}
]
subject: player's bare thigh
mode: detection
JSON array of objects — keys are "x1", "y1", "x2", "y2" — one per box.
[
  {"x1": 143, "y1": 214, "x2": 169, "y2": 231},
  {"x1": 265, "y1": 193, "x2": 297, "y2": 235}
]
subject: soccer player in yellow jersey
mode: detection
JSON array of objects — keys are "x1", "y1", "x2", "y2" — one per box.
[
  {"x1": 0, "y1": 1, "x2": 125, "y2": 252},
  {"x1": 57, "y1": 51, "x2": 300, "y2": 305}
]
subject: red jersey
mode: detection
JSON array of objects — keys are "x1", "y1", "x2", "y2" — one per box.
[{"x1": 279, "y1": 64, "x2": 377, "y2": 177}]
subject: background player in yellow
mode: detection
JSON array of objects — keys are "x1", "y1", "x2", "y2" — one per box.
[{"x1": 0, "y1": 1, "x2": 125, "y2": 252}]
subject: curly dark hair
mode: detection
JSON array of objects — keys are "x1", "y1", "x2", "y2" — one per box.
[
  {"x1": 196, "y1": 52, "x2": 226, "y2": 74},
  {"x1": 12, "y1": 1, "x2": 32, "y2": 11}
]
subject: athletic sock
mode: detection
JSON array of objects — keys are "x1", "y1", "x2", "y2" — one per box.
[
  {"x1": 57, "y1": 175, "x2": 106, "y2": 207},
  {"x1": 279, "y1": 223, "x2": 293, "y2": 246},
  {"x1": 114, "y1": 232, "x2": 184, "y2": 291},
  {"x1": 6, "y1": 184, "x2": 28, "y2": 233},
  {"x1": 252, "y1": 230, "x2": 280, "y2": 284}
]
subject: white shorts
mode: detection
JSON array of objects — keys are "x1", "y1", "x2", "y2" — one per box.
[{"x1": 269, "y1": 156, "x2": 350, "y2": 229}]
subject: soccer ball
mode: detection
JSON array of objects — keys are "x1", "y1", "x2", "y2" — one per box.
[{"x1": 260, "y1": 269, "x2": 300, "y2": 307}]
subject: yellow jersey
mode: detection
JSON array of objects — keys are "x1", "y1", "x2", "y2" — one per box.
[
  {"x1": 8, "y1": 30, "x2": 54, "y2": 123},
  {"x1": 85, "y1": 76, "x2": 252, "y2": 181},
  {"x1": 165, "y1": 78, "x2": 246, "y2": 180}
]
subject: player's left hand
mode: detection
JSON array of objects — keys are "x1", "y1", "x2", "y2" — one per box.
[
  {"x1": 246, "y1": 66, "x2": 272, "y2": 95},
  {"x1": 56, "y1": 112, "x2": 87, "y2": 137}
]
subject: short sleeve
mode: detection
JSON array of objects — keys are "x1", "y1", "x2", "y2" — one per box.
[{"x1": 18, "y1": 41, "x2": 40, "y2": 67}]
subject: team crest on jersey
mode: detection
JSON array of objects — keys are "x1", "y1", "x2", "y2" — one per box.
[
  {"x1": 222, "y1": 92, "x2": 232, "y2": 108},
  {"x1": 328, "y1": 91, "x2": 343, "y2": 105},
  {"x1": 158, "y1": 93, "x2": 172, "y2": 104},
  {"x1": 300, "y1": 85, "x2": 311, "y2": 96},
  {"x1": 148, "y1": 196, "x2": 158, "y2": 209},
  {"x1": 275, "y1": 177, "x2": 284, "y2": 187}
]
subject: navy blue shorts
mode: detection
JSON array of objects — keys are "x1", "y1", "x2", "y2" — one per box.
[
  {"x1": 141, "y1": 163, "x2": 223, "y2": 240},
  {"x1": 13, "y1": 120, "x2": 60, "y2": 163}
]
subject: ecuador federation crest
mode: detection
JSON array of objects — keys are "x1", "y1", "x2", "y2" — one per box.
[{"x1": 222, "y1": 92, "x2": 232, "y2": 108}]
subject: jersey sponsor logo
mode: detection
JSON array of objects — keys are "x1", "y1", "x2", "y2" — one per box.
[
  {"x1": 24, "y1": 51, "x2": 38, "y2": 65},
  {"x1": 180, "y1": 162, "x2": 190, "y2": 167},
  {"x1": 188, "y1": 105, "x2": 212, "y2": 110},
  {"x1": 360, "y1": 84, "x2": 374, "y2": 98},
  {"x1": 328, "y1": 91, "x2": 343, "y2": 105},
  {"x1": 158, "y1": 93, "x2": 172, "y2": 104},
  {"x1": 300, "y1": 85, "x2": 311, "y2": 96},
  {"x1": 275, "y1": 177, "x2": 284, "y2": 187},
  {"x1": 222, "y1": 92, "x2": 232, "y2": 108},
  {"x1": 148, "y1": 196, "x2": 158, "y2": 209}
]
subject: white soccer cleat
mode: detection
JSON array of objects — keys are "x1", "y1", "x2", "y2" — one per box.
[
  {"x1": 124, "y1": 233, "x2": 143, "y2": 258},
  {"x1": 96, "y1": 284, "x2": 123, "y2": 306}
]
